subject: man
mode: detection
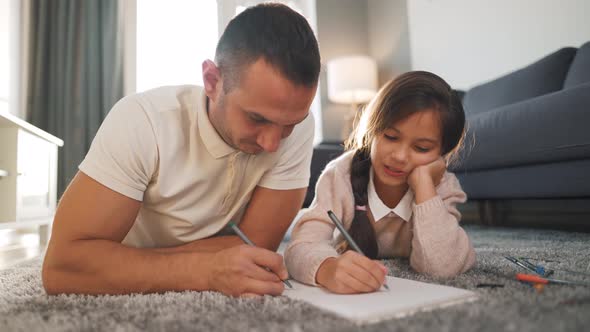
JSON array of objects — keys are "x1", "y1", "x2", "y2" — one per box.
[{"x1": 42, "y1": 3, "x2": 320, "y2": 297}]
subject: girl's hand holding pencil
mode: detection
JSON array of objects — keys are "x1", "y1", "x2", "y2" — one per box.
[{"x1": 315, "y1": 251, "x2": 388, "y2": 294}]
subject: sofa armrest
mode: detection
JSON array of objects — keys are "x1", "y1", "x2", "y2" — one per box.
[{"x1": 451, "y1": 82, "x2": 590, "y2": 172}]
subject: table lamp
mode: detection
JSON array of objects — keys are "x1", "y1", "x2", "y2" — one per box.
[{"x1": 327, "y1": 55, "x2": 378, "y2": 140}]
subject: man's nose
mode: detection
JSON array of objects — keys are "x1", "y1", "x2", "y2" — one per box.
[{"x1": 257, "y1": 126, "x2": 283, "y2": 153}]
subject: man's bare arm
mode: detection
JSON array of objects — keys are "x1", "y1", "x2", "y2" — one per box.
[
  {"x1": 42, "y1": 172, "x2": 287, "y2": 295},
  {"x1": 237, "y1": 185, "x2": 307, "y2": 251}
]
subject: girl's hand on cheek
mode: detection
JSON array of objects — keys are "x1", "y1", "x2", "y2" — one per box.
[
  {"x1": 427, "y1": 157, "x2": 447, "y2": 186},
  {"x1": 408, "y1": 157, "x2": 446, "y2": 190}
]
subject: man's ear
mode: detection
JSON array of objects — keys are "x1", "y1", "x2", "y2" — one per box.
[{"x1": 202, "y1": 60, "x2": 222, "y2": 101}]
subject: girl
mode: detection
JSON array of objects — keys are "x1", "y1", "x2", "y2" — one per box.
[{"x1": 285, "y1": 71, "x2": 475, "y2": 294}]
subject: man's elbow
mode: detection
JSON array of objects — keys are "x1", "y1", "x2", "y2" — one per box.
[
  {"x1": 42, "y1": 260, "x2": 62, "y2": 295},
  {"x1": 42, "y1": 250, "x2": 72, "y2": 295}
]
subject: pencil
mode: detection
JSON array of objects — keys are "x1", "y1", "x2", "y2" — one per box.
[
  {"x1": 504, "y1": 256, "x2": 537, "y2": 274},
  {"x1": 505, "y1": 256, "x2": 550, "y2": 276},
  {"x1": 327, "y1": 210, "x2": 390, "y2": 291},
  {"x1": 228, "y1": 222, "x2": 293, "y2": 289}
]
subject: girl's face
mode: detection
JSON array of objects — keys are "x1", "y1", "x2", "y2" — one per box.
[{"x1": 370, "y1": 109, "x2": 442, "y2": 194}]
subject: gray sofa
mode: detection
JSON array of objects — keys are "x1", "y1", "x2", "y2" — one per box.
[{"x1": 450, "y1": 41, "x2": 590, "y2": 221}]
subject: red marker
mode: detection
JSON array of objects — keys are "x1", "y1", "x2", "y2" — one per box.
[{"x1": 516, "y1": 273, "x2": 590, "y2": 286}]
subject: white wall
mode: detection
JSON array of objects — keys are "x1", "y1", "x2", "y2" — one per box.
[
  {"x1": 316, "y1": 0, "x2": 369, "y2": 142},
  {"x1": 368, "y1": 0, "x2": 411, "y2": 86},
  {"x1": 408, "y1": 0, "x2": 590, "y2": 90},
  {"x1": 317, "y1": 0, "x2": 412, "y2": 142}
]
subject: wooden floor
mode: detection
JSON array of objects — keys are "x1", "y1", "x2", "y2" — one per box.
[{"x1": 0, "y1": 228, "x2": 45, "y2": 269}]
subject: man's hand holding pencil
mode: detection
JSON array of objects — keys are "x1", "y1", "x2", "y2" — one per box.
[{"x1": 206, "y1": 244, "x2": 289, "y2": 297}]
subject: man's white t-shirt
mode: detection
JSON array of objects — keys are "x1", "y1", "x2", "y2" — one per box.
[{"x1": 79, "y1": 85, "x2": 314, "y2": 248}]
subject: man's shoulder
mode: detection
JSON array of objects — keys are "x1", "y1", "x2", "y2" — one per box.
[
  {"x1": 107, "y1": 85, "x2": 202, "y2": 138},
  {"x1": 131, "y1": 85, "x2": 201, "y2": 116}
]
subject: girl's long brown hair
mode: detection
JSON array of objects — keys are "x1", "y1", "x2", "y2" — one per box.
[{"x1": 343, "y1": 71, "x2": 465, "y2": 258}]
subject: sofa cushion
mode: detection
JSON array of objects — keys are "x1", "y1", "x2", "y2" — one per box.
[
  {"x1": 452, "y1": 82, "x2": 590, "y2": 172},
  {"x1": 455, "y1": 159, "x2": 590, "y2": 199},
  {"x1": 463, "y1": 47, "x2": 578, "y2": 116},
  {"x1": 564, "y1": 41, "x2": 590, "y2": 89}
]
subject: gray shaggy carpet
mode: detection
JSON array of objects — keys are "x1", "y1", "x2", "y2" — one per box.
[{"x1": 1, "y1": 225, "x2": 589, "y2": 332}]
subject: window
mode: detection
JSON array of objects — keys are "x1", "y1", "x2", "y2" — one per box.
[
  {"x1": 0, "y1": 1, "x2": 9, "y2": 112},
  {"x1": 235, "y1": 1, "x2": 302, "y2": 16},
  {"x1": 0, "y1": 0, "x2": 23, "y2": 116},
  {"x1": 136, "y1": 0, "x2": 218, "y2": 92}
]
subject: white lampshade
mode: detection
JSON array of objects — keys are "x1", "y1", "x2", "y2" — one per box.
[{"x1": 327, "y1": 55, "x2": 378, "y2": 104}]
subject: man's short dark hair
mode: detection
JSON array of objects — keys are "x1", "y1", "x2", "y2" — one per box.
[{"x1": 215, "y1": 3, "x2": 321, "y2": 92}]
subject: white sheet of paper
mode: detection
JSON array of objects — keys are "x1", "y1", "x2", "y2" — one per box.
[{"x1": 283, "y1": 276, "x2": 477, "y2": 324}]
